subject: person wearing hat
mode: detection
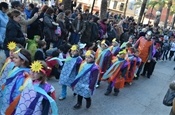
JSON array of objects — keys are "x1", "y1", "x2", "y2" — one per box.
[
  {"x1": 102, "y1": 49, "x2": 128, "y2": 96},
  {"x1": 59, "y1": 45, "x2": 83, "y2": 100},
  {"x1": 134, "y1": 31, "x2": 153, "y2": 80},
  {"x1": 109, "y1": 38, "x2": 120, "y2": 56},
  {"x1": 71, "y1": 50, "x2": 99, "y2": 109},
  {"x1": 95, "y1": 40, "x2": 112, "y2": 88}
]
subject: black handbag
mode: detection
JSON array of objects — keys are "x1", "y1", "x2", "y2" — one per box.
[{"x1": 163, "y1": 88, "x2": 175, "y2": 106}]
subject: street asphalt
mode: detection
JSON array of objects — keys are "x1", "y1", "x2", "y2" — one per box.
[{"x1": 48, "y1": 60, "x2": 175, "y2": 115}]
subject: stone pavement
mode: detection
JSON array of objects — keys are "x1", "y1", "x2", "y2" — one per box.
[{"x1": 48, "y1": 60, "x2": 175, "y2": 115}]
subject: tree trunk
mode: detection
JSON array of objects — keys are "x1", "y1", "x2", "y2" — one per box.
[
  {"x1": 156, "y1": 6, "x2": 163, "y2": 25},
  {"x1": 148, "y1": 6, "x2": 154, "y2": 25},
  {"x1": 172, "y1": 15, "x2": 175, "y2": 29},
  {"x1": 100, "y1": 0, "x2": 107, "y2": 19},
  {"x1": 124, "y1": 0, "x2": 129, "y2": 17},
  {"x1": 164, "y1": 0, "x2": 172, "y2": 28},
  {"x1": 137, "y1": 0, "x2": 148, "y2": 25},
  {"x1": 91, "y1": 0, "x2": 96, "y2": 14},
  {"x1": 63, "y1": 0, "x2": 71, "y2": 11}
]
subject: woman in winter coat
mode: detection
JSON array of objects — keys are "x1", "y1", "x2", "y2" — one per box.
[
  {"x1": 70, "y1": 13, "x2": 86, "y2": 44},
  {"x1": 43, "y1": 7, "x2": 57, "y2": 50},
  {"x1": 56, "y1": 12, "x2": 67, "y2": 47},
  {"x1": 4, "y1": 9, "x2": 26, "y2": 57},
  {"x1": 0, "y1": 2, "x2": 8, "y2": 49}
]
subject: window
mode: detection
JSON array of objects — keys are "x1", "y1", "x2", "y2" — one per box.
[
  {"x1": 119, "y1": 3, "x2": 124, "y2": 11},
  {"x1": 129, "y1": 2, "x2": 134, "y2": 10},
  {"x1": 107, "y1": 0, "x2": 111, "y2": 8},
  {"x1": 113, "y1": 1, "x2": 118, "y2": 9}
]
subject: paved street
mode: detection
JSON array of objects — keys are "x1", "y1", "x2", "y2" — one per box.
[{"x1": 48, "y1": 60, "x2": 175, "y2": 115}]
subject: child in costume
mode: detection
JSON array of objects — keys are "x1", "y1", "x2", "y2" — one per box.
[
  {"x1": 0, "y1": 49, "x2": 32, "y2": 115},
  {"x1": 71, "y1": 50, "x2": 99, "y2": 109},
  {"x1": 59, "y1": 45, "x2": 83, "y2": 100},
  {"x1": 0, "y1": 42, "x2": 22, "y2": 109},
  {"x1": 102, "y1": 49, "x2": 128, "y2": 96},
  {"x1": 34, "y1": 40, "x2": 46, "y2": 61},
  {"x1": 95, "y1": 40, "x2": 112, "y2": 88},
  {"x1": 46, "y1": 50, "x2": 63, "y2": 80},
  {"x1": 109, "y1": 38, "x2": 120, "y2": 56},
  {"x1": 125, "y1": 47, "x2": 141, "y2": 84},
  {"x1": 27, "y1": 35, "x2": 40, "y2": 60},
  {"x1": 15, "y1": 61, "x2": 58, "y2": 115}
]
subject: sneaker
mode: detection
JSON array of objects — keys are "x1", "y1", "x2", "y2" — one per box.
[
  {"x1": 73, "y1": 93, "x2": 77, "y2": 96},
  {"x1": 104, "y1": 90, "x2": 111, "y2": 96},
  {"x1": 147, "y1": 75, "x2": 150, "y2": 79},
  {"x1": 59, "y1": 96, "x2": 66, "y2": 100},
  {"x1": 96, "y1": 84, "x2": 100, "y2": 88},
  {"x1": 73, "y1": 103, "x2": 82, "y2": 109}
]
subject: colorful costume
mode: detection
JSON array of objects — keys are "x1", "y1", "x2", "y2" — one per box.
[
  {"x1": 102, "y1": 56, "x2": 128, "y2": 95},
  {"x1": 59, "y1": 56, "x2": 82, "y2": 98},
  {"x1": 109, "y1": 46, "x2": 120, "y2": 56},
  {"x1": 71, "y1": 62, "x2": 99, "y2": 98},
  {"x1": 135, "y1": 36, "x2": 153, "y2": 63},
  {"x1": 125, "y1": 55, "x2": 141, "y2": 84},
  {"x1": 15, "y1": 81, "x2": 58, "y2": 115},
  {"x1": 0, "y1": 58, "x2": 14, "y2": 109},
  {"x1": 0, "y1": 67, "x2": 30, "y2": 114}
]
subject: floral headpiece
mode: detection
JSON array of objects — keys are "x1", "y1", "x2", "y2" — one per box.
[
  {"x1": 112, "y1": 38, "x2": 117, "y2": 43},
  {"x1": 101, "y1": 40, "x2": 108, "y2": 47},
  {"x1": 71, "y1": 45, "x2": 79, "y2": 51},
  {"x1": 7, "y1": 42, "x2": 17, "y2": 51},
  {"x1": 119, "y1": 49, "x2": 127, "y2": 55},
  {"x1": 85, "y1": 50, "x2": 95, "y2": 58},
  {"x1": 30, "y1": 61, "x2": 46, "y2": 74}
]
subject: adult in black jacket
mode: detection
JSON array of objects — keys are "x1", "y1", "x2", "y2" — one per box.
[
  {"x1": 56, "y1": 12, "x2": 68, "y2": 47},
  {"x1": 4, "y1": 9, "x2": 25, "y2": 57}
]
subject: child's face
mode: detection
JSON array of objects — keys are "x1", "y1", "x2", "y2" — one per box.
[
  {"x1": 30, "y1": 71, "x2": 41, "y2": 81},
  {"x1": 43, "y1": 44, "x2": 47, "y2": 49},
  {"x1": 71, "y1": 50, "x2": 79, "y2": 56},
  {"x1": 118, "y1": 53, "x2": 126, "y2": 59},
  {"x1": 135, "y1": 51, "x2": 139, "y2": 56},
  {"x1": 9, "y1": 51, "x2": 14, "y2": 59},
  {"x1": 112, "y1": 42, "x2": 118, "y2": 47},
  {"x1": 85, "y1": 56, "x2": 94, "y2": 63},
  {"x1": 101, "y1": 44, "x2": 107, "y2": 50},
  {"x1": 13, "y1": 53, "x2": 24, "y2": 67}
]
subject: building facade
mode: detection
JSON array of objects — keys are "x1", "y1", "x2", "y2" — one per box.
[{"x1": 77, "y1": 0, "x2": 138, "y2": 16}]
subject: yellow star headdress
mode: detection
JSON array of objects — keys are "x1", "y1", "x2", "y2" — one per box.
[
  {"x1": 85, "y1": 50, "x2": 95, "y2": 58},
  {"x1": 119, "y1": 49, "x2": 127, "y2": 55},
  {"x1": 71, "y1": 45, "x2": 79, "y2": 51},
  {"x1": 30, "y1": 61, "x2": 46, "y2": 74},
  {"x1": 7, "y1": 42, "x2": 16, "y2": 51},
  {"x1": 112, "y1": 38, "x2": 117, "y2": 43}
]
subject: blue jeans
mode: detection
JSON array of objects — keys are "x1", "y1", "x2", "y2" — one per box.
[
  {"x1": 60, "y1": 85, "x2": 67, "y2": 98},
  {"x1": 69, "y1": 32, "x2": 80, "y2": 45}
]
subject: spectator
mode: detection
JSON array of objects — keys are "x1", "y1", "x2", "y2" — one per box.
[
  {"x1": 4, "y1": 9, "x2": 26, "y2": 57},
  {"x1": 0, "y1": 2, "x2": 8, "y2": 49},
  {"x1": 70, "y1": 13, "x2": 86, "y2": 44}
]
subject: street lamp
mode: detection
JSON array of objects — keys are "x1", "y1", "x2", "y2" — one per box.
[
  {"x1": 154, "y1": 11, "x2": 161, "y2": 27},
  {"x1": 141, "y1": 9, "x2": 148, "y2": 24}
]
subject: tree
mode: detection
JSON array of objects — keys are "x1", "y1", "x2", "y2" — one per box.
[
  {"x1": 137, "y1": 0, "x2": 148, "y2": 25},
  {"x1": 170, "y1": 5, "x2": 175, "y2": 28},
  {"x1": 100, "y1": 0, "x2": 107, "y2": 19},
  {"x1": 124, "y1": 0, "x2": 129, "y2": 17},
  {"x1": 164, "y1": 0, "x2": 173, "y2": 28},
  {"x1": 63, "y1": 0, "x2": 71, "y2": 11}
]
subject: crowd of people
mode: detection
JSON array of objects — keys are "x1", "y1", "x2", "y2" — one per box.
[{"x1": 0, "y1": 0, "x2": 175, "y2": 114}]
